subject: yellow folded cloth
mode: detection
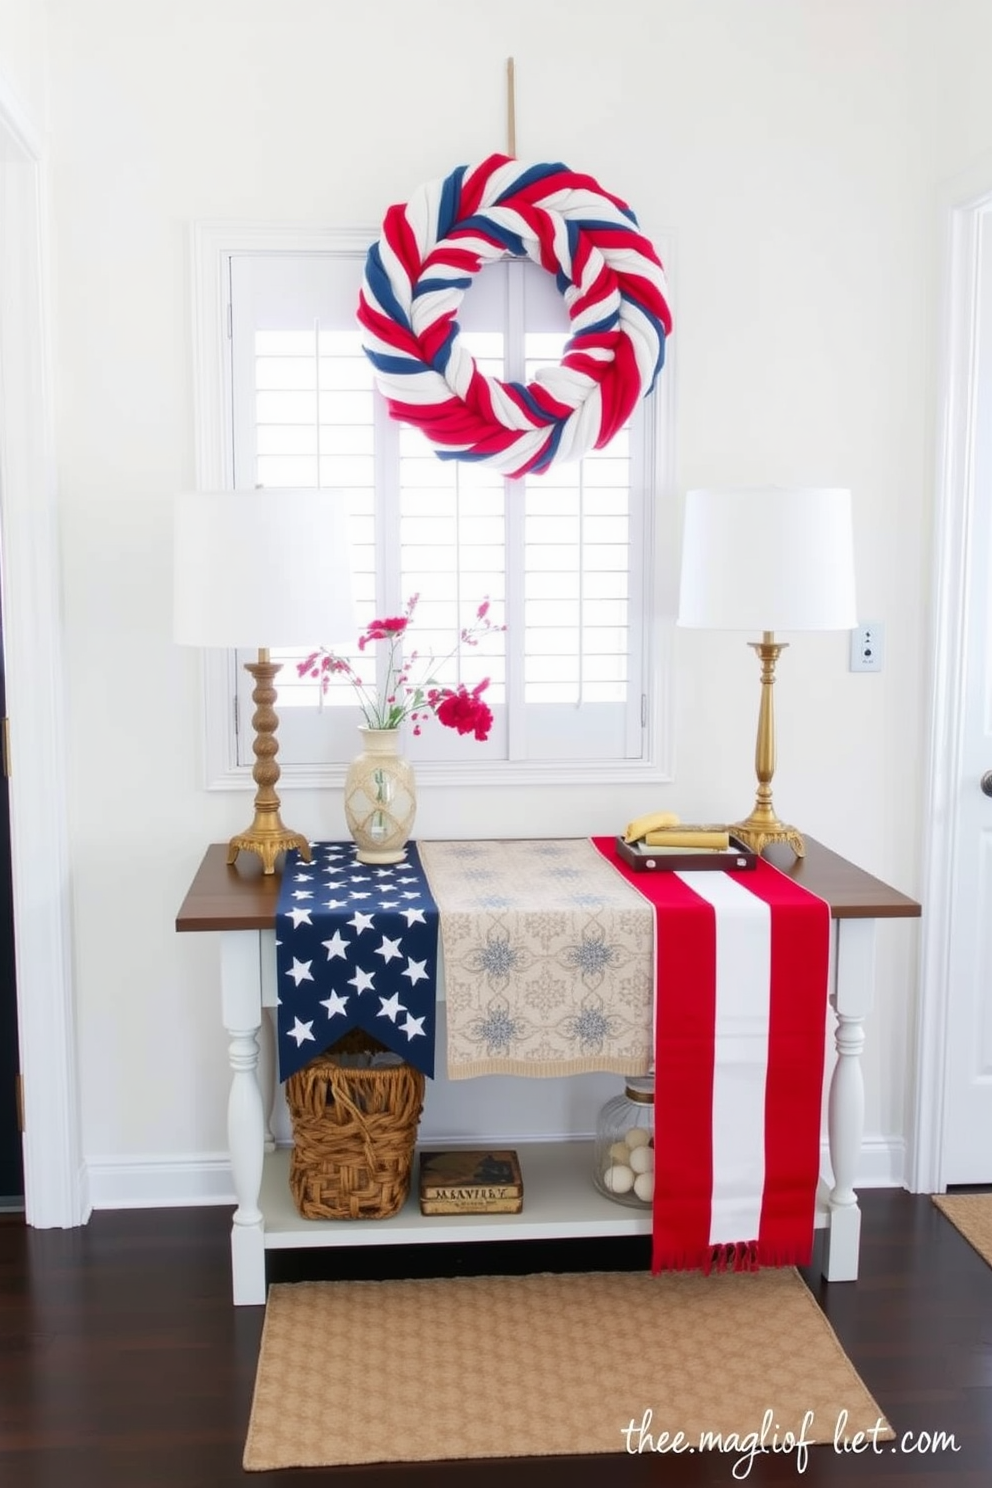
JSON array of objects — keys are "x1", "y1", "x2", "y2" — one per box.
[
  {"x1": 643, "y1": 829, "x2": 731, "y2": 849},
  {"x1": 622, "y1": 811, "x2": 680, "y2": 843}
]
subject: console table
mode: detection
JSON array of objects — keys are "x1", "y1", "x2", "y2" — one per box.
[{"x1": 176, "y1": 838, "x2": 920, "y2": 1305}]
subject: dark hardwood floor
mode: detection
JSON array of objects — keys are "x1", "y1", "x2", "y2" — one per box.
[{"x1": 1, "y1": 1189, "x2": 990, "y2": 1487}]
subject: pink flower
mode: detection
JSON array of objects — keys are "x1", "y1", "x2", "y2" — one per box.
[
  {"x1": 436, "y1": 680, "x2": 493, "y2": 741},
  {"x1": 358, "y1": 615, "x2": 409, "y2": 651},
  {"x1": 300, "y1": 594, "x2": 500, "y2": 737}
]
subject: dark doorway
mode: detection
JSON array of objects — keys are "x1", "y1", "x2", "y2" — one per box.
[{"x1": 0, "y1": 598, "x2": 22, "y2": 1205}]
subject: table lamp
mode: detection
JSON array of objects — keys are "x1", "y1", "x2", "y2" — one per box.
[
  {"x1": 677, "y1": 486, "x2": 857, "y2": 858},
  {"x1": 174, "y1": 487, "x2": 355, "y2": 874}
]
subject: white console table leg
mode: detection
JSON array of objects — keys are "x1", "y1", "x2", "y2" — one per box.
[
  {"x1": 258, "y1": 929, "x2": 279, "y2": 1152},
  {"x1": 221, "y1": 930, "x2": 267, "y2": 1306},
  {"x1": 823, "y1": 918, "x2": 874, "y2": 1282},
  {"x1": 256, "y1": 1008, "x2": 277, "y2": 1154}
]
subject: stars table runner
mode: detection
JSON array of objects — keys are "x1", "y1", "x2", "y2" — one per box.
[
  {"x1": 274, "y1": 842, "x2": 440, "y2": 1080},
  {"x1": 592, "y1": 837, "x2": 831, "y2": 1276}
]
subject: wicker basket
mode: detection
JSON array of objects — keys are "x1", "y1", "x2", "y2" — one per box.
[{"x1": 285, "y1": 1033, "x2": 425, "y2": 1220}]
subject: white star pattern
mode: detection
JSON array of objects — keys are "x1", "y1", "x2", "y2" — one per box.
[
  {"x1": 322, "y1": 930, "x2": 351, "y2": 960},
  {"x1": 320, "y1": 990, "x2": 349, "y2": 1019},
  {"x1": 377, "y1": 992, "x2": 405, "y2": 1022},
  {"x1": 276, "y1": 842, "x2": 437, "y2": 1083},
  {"x1": 374, "y1": 935, "x2": 403, "y2": 963},
  {"x1": 400, "y1": 1012, "x2": 426, "y2": 1040}
]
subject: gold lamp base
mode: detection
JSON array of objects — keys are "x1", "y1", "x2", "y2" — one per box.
[
  {"x1": 734, "y1": 631, "x2": 806, "y2": 861},
  {"x1": 730, "y1": 815, "x2": 806, "y2": 859},
  {"x1": 226, "y1": 820, "x2": 313, "y2": 876},
  {"x1": 226, "y1": 650, "x2": 312, "y2": 876}
]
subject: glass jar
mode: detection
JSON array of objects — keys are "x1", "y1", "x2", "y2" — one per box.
[{"x1": 593, "y1": 1075, "x2": 655, "y2": 1208}]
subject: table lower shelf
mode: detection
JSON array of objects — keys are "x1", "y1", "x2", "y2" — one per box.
[{"x1": 258, "y1": 1141, "x2": 834, "y2": 1251}]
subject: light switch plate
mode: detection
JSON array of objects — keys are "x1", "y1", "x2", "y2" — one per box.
[{"x1": 850, "y1": 622, "x2": 884, "y2": 672}]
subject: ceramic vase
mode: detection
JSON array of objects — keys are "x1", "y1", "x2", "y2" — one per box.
[{"x1": 343, "y1": 727, "x2": 417, "y2": 864}]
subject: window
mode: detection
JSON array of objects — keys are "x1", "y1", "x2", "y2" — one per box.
[{"x1": 192, "y1": 226, "x2": 675, "y2": 788}]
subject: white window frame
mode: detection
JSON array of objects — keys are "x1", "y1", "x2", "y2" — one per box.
[{"x1": 190, "y1": 221, "x2": 677, "y2": 791}]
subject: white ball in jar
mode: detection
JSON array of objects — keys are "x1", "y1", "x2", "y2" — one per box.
[
  {"x1": 624, "y1": 1126, "x2": 651, "y2": 1149},
  {"x1": 603, "y1": 1163, "x2": 635, "y2": 1195},
  {"x1": 629, "y1": 1144, "x2": 654, "y2": 1175},
  {"x1": 633, "y1": 1170, "x2": 654, "y2": 1203},
  {"x1": 607, "y1": 1141, "x2": 631, "y2": 1164}
]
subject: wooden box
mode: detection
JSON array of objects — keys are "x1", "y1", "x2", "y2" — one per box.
[{"x1": 418, "y1": 1148, "x2": 524, "y2": 1215}]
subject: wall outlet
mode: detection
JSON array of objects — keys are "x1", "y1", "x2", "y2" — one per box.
[{"x1": 850, "y1": 621, "x2": 884, "y2": 672}]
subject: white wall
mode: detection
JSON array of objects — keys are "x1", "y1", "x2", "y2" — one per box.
[
  {"x1": 916, "y1": 0, "x2": 992, "y2": 182},
  {"x1": 38, "y1": 0, "x2": 947, "y2": 1191},
  {"x1": 0, "y1": 0, "x2": 46, "y2": 130}
]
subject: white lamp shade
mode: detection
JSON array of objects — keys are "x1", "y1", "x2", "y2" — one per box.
[
  {"x1": 173, "y1": 488, "x2": 356, "y2": 649},
  {"x1": 677, "y1": 486, "x2": 858, "y2": 632}
]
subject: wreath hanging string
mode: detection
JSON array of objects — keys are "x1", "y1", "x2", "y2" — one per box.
[{"x1": 357, "y1": 153, "x2": 673, "y2": 478}]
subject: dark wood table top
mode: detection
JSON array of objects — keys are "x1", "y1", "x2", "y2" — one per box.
[{"x1": 176, "y1": 837, "x2": 921, "y2": 932}]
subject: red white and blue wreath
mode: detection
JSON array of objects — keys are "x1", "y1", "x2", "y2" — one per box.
[{"x1": 357, "y1": 153, "x2": 673, "y2": 478}]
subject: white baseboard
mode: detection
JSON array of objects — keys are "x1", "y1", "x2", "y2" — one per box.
[
  {"x1": 85, "y1": 1136, "x2": 907, "y2": 1213},
  {"x1": 822, "y1": 1135, "x2": 906, "y2": 1189},
  {"x1": 86, "y1": 1153, "x2": 236, "y2": 1210}
]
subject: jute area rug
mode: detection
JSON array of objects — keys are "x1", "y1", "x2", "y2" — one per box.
[
  {"x1": 932, "y1": 1193, "x2": 992, "y2": 1267},
  {"x1": 243, "y1": 1268, "x2": 892, "y2": 1470}
]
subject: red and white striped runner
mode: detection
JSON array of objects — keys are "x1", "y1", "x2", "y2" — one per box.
[{"x1": 592, "y1": 839, "x2": 831, "y2": 1274}]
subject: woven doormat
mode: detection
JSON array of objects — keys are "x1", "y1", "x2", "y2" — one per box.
[
  {"x1": 933, "y1": 1193, "x2": 992, "y2": 1268},
  {"x1": 244, "y1": 1268, "x2": 892, "y2": 1470}
]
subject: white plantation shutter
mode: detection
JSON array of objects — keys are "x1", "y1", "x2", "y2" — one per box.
[{"x1": 221, "y1": 242, "x2": 670, "y2": 777}]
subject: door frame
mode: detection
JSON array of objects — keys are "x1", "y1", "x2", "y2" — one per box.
[
  {"x1": 910, "y1": 157, "x2": 992, "y2": 1194},
  {"x1": 0, "y1": 77, "x2": 86, "y2": 1226}
]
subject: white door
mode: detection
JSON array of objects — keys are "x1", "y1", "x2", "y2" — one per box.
[{"x1": 930, "y1": 197, "x2": 992, "y2": 1186}]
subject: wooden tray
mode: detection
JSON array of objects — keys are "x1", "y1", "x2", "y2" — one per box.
[{"x1": 615, "y1": 833, "x2": 757, "y2": 872}]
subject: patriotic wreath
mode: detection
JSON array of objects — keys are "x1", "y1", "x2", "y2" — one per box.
[{"x1": 357, "y1": 153, "x2": 672, "y2": 478}]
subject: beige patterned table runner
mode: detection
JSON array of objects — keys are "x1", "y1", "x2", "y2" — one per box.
[{"x1": 418, "y1": 838, "x2": 655, "y2": 1078}]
